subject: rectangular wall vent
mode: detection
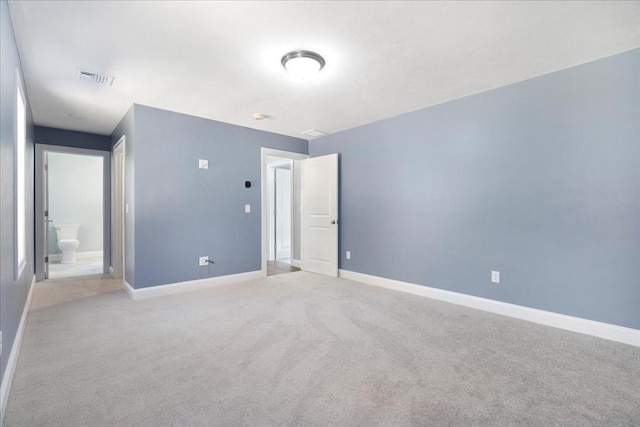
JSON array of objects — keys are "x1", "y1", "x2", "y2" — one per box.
[
  {"x1": 76, "y1": 69, "x2": 114, "y2": 86},
  {"x1": 301, "y1": 129, "x2": 328, "y2": 138}
]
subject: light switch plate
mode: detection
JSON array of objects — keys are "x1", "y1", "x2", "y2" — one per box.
[
  {"x1": 199, "y1": 256, "x2": 209, "y2": 266},
  {"x1": 245, "y1": 204, "x2": 251, "y2": 213},
  {"x1": 491, "y1": 270, "x2": 500, "y2": 284},
  {"x1": 346, "y1": 251, "x2": 351, "y2": 260},
  {"x1": 198, "y1": 159, "x2": 209, "y2": 169}
]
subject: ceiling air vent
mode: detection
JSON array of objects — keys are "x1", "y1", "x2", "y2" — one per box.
[
  {"x1": 76, "y1": 69, "x2": 114, "y2": 86},
  {"x1": 301, "y1": 129, "x2": 328, "y2": 138}
]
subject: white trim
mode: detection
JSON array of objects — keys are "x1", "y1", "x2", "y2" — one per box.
[
  {"x1": 112, "y1": 136, "x2": 125, "y2": 280},
  {"x1": 1, "y1": 275, "x2": 35, "y2": 420},
  {"x1": 123, "y1": 270, "x2": 264, "y2": 300},
  {"x1": 48, "y1": 251, "x2": 103, "y2": 263},
  {"x1": 291, "y1": 259, "x2": 301, "y2": 268},
  {"x1": 339, "y1": 269, "x2": 640, "y2": 347},
  {"x1": 261, "y1": 148, "x2": 308, "y2": 277}
]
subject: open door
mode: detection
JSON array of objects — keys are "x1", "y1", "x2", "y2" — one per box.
[{"x1": 302, "y1": 153, "x2": 338, "y2": 277}]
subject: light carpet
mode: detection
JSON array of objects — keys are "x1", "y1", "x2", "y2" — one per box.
[{"x1": 4, "y1": 271, "x2": 639, "y2": 426}]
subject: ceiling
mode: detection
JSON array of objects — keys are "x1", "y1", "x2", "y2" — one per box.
[{"x1": 8, "y1": 1, "x2": 640, "y2": 139}]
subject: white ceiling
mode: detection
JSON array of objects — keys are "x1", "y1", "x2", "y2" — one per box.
[{"x1": 8, "y1": 1, "x2": 640, "y2": 139}]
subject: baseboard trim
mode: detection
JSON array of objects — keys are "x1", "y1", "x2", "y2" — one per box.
[
  {"x1": 49, "y1": 251, "x2": 103, "y2": 263},
  {"x1": 339, "y1": 269, "x2": 640, "y2": 347},
  {"x1": 123, "y1": 270, "x2": 264, "y2": 301},
  {"x1": 1, "y1": 275, "x2": 35, "y2": 421},
  {"x1": 291, "y1": 259, "x2": 301, "y2": 268}
]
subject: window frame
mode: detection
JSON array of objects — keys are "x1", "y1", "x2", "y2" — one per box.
[{"x1": 15, "y1": 71, "x2": 26, "y2": 278}]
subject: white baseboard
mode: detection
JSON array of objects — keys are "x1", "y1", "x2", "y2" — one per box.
[
  {"x1": 339, "y1": 269, "x2": 640, "y2": 347},
  {"x1": 123, "y1": 270, "x2": 264, "y2": 300},
  {"x1": 1, "y1": 275, "x2": 35, "y2": 421},
  {"x1": 49, "y1": 251, "x2": 103, "y2": 263},
  {"x1": 291, "y1": 259, "x2": 301, "y2": 268}
]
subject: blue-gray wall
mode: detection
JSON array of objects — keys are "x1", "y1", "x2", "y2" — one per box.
[
  {"x1": 35, "y1": 126, "x2": 111, "y2": 151},
  {"x1": 311, "y1": 48, "x2": 640, "y2": 330},
  {"x1": 111, "y1": 104, "x2": 308, "y2": 288},
  {"x1": 0, "y1": 0, "x2": 35, "y2": 381}
]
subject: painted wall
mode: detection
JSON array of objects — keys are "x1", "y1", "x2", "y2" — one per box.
[
  {"x1": 0, "y1": 0, "x2": 35, "y2": 383},
  {"x1": 311, "y1": 48, "x2": 640, "y2": 330},
  {"x1": 35, "y1": 126, "x2": 111, "y2": 151},
  {"x1": 47, "y1": 152, "x2": 103, "y2": 255},
  {"x1": 111, "y1": 104, "x2": 308, "y2": 288}
]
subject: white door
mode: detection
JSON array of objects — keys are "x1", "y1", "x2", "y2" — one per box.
[
  {"x1": 302, "y1": 153, "x2": 338, "y2": 277},
  {"x1": 275, "y1": 167, "x2": 292, "y2": 260}
]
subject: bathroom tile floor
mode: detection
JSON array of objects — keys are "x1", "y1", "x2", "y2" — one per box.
[{"x1": 48, "y1": 255, "x2": 104, "y2": 279}]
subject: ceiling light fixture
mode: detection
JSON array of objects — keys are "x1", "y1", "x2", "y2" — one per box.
[{"x1": 281, "y1": 50, "x2": 325, "y2": 81}]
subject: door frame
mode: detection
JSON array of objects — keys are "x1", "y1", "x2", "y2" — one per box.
[
  {"x1": 34, "y1": 144, "x2": 111, "y2": 281},
  {"x1": 112, "y1": 136, "x2": 125, "y2": 279},
  {"x1": 260, "y1": 148, "x2": 308, "y2": 276}
]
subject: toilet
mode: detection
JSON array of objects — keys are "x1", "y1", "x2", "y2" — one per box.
[{"x1": 55, "y1": 224, "x2": 80, "y2": 264}]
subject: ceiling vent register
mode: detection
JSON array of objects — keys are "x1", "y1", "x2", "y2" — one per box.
[
  {"x1": 301, "y1": 129, "x2": 328, "y2": 138},
  {"x1": 76, "y1": 69, "x2": 114, "y2": 86}
]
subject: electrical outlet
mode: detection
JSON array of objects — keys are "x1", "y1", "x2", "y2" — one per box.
[
  {"x1": 345, "y1": 251, "x2": 351, "y2": 260},
  {"x1": 491, "y1": 270, "x2": 500, "y2": 284},
  {"x1": 199, "y1": 256, "x2": 209, "y2": 266},
  {"x1": 198, "y1": 159, "x2": 209, "y2": 169}
]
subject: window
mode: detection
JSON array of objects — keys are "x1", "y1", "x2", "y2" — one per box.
[{"x1": 16, "y1": 80, "x2": 26, "y2": 275}]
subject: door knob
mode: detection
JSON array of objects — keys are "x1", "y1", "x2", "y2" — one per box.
[{"x1": 331, "y1": 220, "x2": 338, "y2": 224}]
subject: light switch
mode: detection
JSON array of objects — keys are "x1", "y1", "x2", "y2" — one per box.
[
  {"x1": 346, "y1": 251, "x2": 351, "y2": 260},
  {"x1": 198, "y1": 159, "x2": 209, "y2": 169},
  {"x1": 491, "y1": 270, "x2": 500, "y2": 284},
  {"x1": 126, "y1": 203, "x2": 129, "y2": 214},
  {"x1": 245, "y1": 204, "x2": 251, "y2": 213}
]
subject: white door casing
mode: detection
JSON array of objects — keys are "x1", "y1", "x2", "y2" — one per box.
[
  {"x1": 302, "y1": 153, "x2": 338, "y2": 277},
  {"x1": 113, "y1": 137, "x2": 125, "y2": 279},
  {"x1": 261, "y1": 148, "x2": 308, "y2": 275}
]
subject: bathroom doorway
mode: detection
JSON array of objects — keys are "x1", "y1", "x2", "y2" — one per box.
[{"x1": 35, "y1": 145, "x2": 110, "y2": 281}]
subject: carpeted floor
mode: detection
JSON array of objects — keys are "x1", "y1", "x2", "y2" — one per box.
[{"x1": 4, "y1": 271, "x2": 640, "y2": 426}]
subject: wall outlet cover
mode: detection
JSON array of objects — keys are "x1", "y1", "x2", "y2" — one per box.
[
  {"x1": 198, "y1": 159, "x2": 209, "y2": 169},
  {"x1": 199, "y1": 256, "x2": 209, "y2": 266}
]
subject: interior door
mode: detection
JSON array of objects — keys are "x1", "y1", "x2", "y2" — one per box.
[
  {"x1": 275, "y1": 167, "x2": 292, "y2": 260},
  {"x1": 302, "y1": 153, "x2": 338, "y2": 277}
]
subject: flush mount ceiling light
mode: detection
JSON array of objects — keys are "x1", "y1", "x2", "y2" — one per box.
[{"x1": 281, "y1": 50, "x2": 325, "y2": 81}]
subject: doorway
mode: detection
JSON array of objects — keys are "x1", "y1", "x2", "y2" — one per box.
[
  {"x1": 35, "y1": 145, "x2": 110, "y2": 281},
  {"x1": 261, "y1": 148, "x2": 307, "y2": 276}
]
